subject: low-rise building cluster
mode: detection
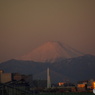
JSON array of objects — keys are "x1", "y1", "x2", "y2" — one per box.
[{"x1": 0, "y1": 69, "x2": 95, "y2": 93}]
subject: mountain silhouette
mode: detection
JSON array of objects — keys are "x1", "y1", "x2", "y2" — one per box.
[
  {"x1": 0, "y1": 41, "x2": 95, "y2": 83},
  {"x1": 0, "y1": 54, "x2": 95, "y2": 82},
  {"x1": 17, "y1": 41, "x2": 84, "y2": 63}
]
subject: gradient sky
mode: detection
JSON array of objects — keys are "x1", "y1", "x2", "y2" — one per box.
[{"x1": 0, "y1": 0, "x2": 95, "y2": 63}]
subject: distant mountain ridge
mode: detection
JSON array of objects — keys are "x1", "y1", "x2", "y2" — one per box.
[
  {"x1": 0, "y1": 54, "x2": 95, "y2": 82},
  {"x1": 0, "y1": 41, "x2": 95, "y2": 82},
  {"x1": 16, "y1": 41, "x2": 84, "y2": 63}
]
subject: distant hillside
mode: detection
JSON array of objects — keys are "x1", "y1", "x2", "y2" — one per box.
[
  {"x1": 52, "y1": 54, "x2": 95, "y2": 82},
  {"x1": 0, "y1": 54, "x2": 95, "y2": 83}
]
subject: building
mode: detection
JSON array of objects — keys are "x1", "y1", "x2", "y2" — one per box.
[
  {"x1": 77, "y1": 80, "x2": 95, "y2": 92},
  {"x1": 0, "y1": 70, "x2": 12, "y2": 83},
  {"x1": 0, "y1": 70, "x2": 4, "y2": 74},
  {"x1": 58, "y1": 82, "x2": 65, "y2": 86},
  {"x1": 77, "y1": 80, "x2": 88, "y2": 92},
  {"x1": 87, "y1": 79, "x2": 95, "y2": 90},
  {"x1": 12, "y1": 73, "x2": 32, "y2": 81},
  {"x1": 12, "y1": 73, "x2": 23, "y2": 81},
  {"x1": 77, "y1": 84, "x2": 86, "y2": 92}
]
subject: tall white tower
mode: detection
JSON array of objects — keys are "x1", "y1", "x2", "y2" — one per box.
[{"x1": 47, "y1": 68, "x2": 51, "y2": 88}]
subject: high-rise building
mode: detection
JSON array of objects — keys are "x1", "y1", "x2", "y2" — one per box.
[{"x1": 47, "y1": 68, "x2": 51, "y2": 88}]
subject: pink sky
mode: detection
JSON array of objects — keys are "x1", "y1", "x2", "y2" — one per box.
[{"x1": 0, "y1": 0, "x2": 95, "y2": 62}]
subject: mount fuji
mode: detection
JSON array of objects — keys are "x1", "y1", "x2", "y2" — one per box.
[
  {"x1": 0, "y1": 41, "x2": 95, "y2": 82},
  {"x1": 17, "y1": 41, "x2": 84, "y2": 63}
]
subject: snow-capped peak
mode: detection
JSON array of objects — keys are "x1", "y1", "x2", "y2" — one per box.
[{"x1": 17, "y1": 41, "x2": 84, "y2": 63}]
